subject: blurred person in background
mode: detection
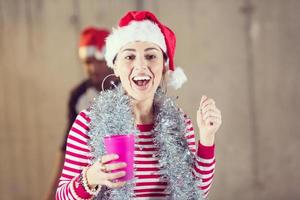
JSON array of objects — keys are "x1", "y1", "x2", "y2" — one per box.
[
  {"x1": 55, "y1": 10, "x2": 222, "y2": 200},
  {"x1": 45, "y1": 27, "x2": 117, "y2": 200}
]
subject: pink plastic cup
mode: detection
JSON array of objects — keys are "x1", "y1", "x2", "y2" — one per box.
[{"x1": 104, "y1": 134, "x2": 135, "y2": 181}]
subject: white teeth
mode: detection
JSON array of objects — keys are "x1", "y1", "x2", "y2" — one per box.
[{"x1": 133, "y1": 76, "x2": 151, "y2": 81}]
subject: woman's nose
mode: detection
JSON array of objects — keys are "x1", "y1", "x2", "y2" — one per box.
[{"x1": 133, "y1": 55, "x2": 147, "y2": 70}]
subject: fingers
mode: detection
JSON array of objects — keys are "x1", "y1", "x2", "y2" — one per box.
[
  {"x1": 202, "y1": 103, "x2": 220, "y2": 113},
  {"x1": 199, "y1": 95, "x2": 222, "y2": 126},
  {"x1": 101, "y1": 154, "x2": 119, "y2": 164},
  {"x1": 99, "y1": 155, "x2": 127, "y2": 173},
  {"x1": 202, "y1": 99, "x2": 215, "y2": 110},
  {"x1": 202, "y1": 106, "x2": 221, "y2": 119},
  {"x1": 203, "y1": 107, "x2": 221, "y2": 122},
  {"x1": 203, "y1": 110, "x2": 221, "y2": 122},
  {"x1": 200, "y1": 95, "x2": 208, "y2": 108},
  {"x1": 200, "y1": 95, "x2": 216, "y2": 111},
  {"x1": 104, "y1": 171, "x2": 126, "y2": 181},
  {"x1": 198, "y1": 95, "x2": 208, "y2": 124},
  {"x1": 202, "y1": 105, "x2": 222, "y2": 125},
  {"x1": 104, "y1": 162, "x2": 127, "y2": 171},
  {"x1": 86, "y1": 154, "x2": 128, "y2": 189},
  {"x1": 101, "y1": 162, "x2": 127, "y2": 188}
]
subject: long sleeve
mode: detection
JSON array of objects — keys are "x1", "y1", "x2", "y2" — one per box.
[
  {"x1": 184, "y1": 115, "x2": 216, "y2": 199},
  {"x1": 56, "y1": 110, "x2": 216, "y2": 199},
  {"x1": 56, "y1": 110, "x2": 94, "y2": 200}
]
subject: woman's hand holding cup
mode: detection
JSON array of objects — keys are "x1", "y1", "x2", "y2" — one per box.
[{"x1": 86, "y1": 154, "x2": 127, "y2": 189}]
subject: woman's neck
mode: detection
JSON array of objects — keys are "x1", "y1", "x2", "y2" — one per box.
[{"x1": 133, "y1": 98, "x2": 154, "y2": 125}]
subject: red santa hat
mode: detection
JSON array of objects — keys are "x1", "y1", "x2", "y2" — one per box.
[
  {"x1": 79, "y1": 27, "x2": 110, "y2": 60},
  {"x1": 105, "y1": 11, "x2": 187, "y2": 89}
]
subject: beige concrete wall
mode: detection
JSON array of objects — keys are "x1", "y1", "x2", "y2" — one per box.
[
  {"x1": 0, "y1": 0, "x2": 299, "y2": 199},
  {"x1": 252, "y1": 1, "x2": 300, "y2": 199}
]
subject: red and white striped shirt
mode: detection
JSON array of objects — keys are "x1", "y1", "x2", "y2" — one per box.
[{"x1": 56, "y1": 110, "x2": 216, "y2": 200}]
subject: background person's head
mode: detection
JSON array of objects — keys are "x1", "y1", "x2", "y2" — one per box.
[{"x1": 79, "y1": 27, "x2": 112, "y2": 90}]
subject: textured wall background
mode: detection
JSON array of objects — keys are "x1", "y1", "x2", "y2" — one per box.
[{"x1": 0, "y1": 0, "x2": 299, "y2": 199}]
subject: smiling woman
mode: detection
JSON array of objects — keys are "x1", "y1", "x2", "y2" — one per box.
[
  {"x1": 114, "y1": 42, "x2": 165, "y2": 103},
  {"x1": 56, "y1": 10, "x2": 222, "y2": 200}
]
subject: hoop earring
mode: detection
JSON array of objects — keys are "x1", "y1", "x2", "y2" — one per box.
[
  {"x1": 160, "y1": 76, "x2": 167, "y2": 95},
  {"x1": 101, "y1": 74, "x2": 119, "y2": 91}
]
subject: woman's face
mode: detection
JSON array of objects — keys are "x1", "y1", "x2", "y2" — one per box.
[{"x1": 113, "y1": 41, "x2": 165, "y2": 102}]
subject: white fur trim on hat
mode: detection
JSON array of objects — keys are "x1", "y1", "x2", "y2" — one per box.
[
  {"x1": 105, "y1": 20, "x2": 167, "y2": 68},
  {"x1": 79, "y1": 46, "x2": 105, "y2": 60},
  {"x1": 167, "y1": 66, "x2": 187, "y2": 89}
]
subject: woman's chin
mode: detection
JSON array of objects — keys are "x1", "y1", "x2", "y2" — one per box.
[
  {"x1": 128, "y1": 88, "x2": 156, "y2": 102},
  {"x1": 131, "y1": 91, "x2": 153, "y2": 102}
]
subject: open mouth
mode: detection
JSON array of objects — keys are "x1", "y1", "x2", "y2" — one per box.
[{"x1": 132, "y1": 75, "x2": 151, "y2": 89}]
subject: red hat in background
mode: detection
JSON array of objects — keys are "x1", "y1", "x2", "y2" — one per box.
[
  {"x1": 105, "y1": 10, "x2": 187, "y2": 89},
  {"x1": 79, "y1": 27, "x2": 110, "y2": 60}
]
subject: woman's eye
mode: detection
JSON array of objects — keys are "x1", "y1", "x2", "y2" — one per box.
[
  {"x1": 125, "y1": 55, "x2": 135, "y2": 60},
  {"x1": 145, "y1": 54, "x2": 156, "y2": 60}
]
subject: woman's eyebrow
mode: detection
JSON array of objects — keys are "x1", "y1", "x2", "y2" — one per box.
[
  {"x1": 121, "y1": 48, "x2": 136, "y2": 52},
  {"x1": 145, "y1": 47, "x2": 159, "y2": 52}
]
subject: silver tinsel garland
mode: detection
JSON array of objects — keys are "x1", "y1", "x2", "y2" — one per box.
[{"x1": 87, "y1": 85, "x2": 204, "y2": 200}]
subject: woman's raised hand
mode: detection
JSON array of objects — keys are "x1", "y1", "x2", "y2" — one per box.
[{"x1": 196, "y1": 95, "x2": 222, "y2": 146}]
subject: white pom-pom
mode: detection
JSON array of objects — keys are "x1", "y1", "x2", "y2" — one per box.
[{"x1": 167, "y1": 66, "x2": 187, "y2": 90}]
